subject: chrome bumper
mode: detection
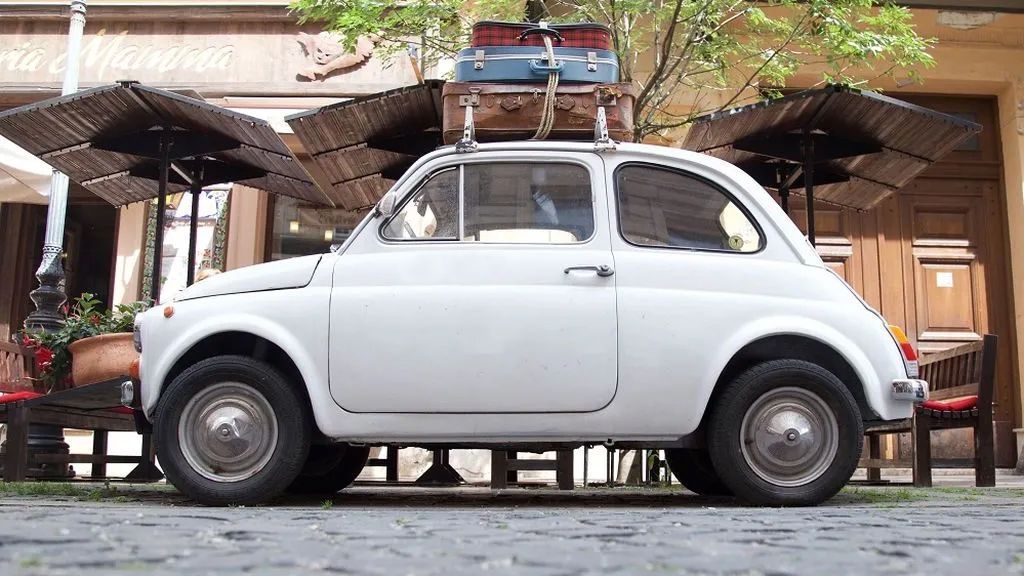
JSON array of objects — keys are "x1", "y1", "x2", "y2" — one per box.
[{"x1": 891, "y1": 379, "x2": 928, "y2": 403}]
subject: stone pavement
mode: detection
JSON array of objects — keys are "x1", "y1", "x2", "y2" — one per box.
[{"x1": 1, "y1": 481, "x2": 1024, "y2": 576}]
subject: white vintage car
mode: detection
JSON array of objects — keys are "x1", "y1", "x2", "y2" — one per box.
[{"x1": 134, "y1": 141, "x2": 927, "y2": 506}]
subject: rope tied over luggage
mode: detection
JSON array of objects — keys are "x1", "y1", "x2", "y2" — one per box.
[{"x1": 532, "y1": 35, "x2": 559, "y2": 140}]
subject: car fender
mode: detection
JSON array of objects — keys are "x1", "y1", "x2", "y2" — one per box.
[
  {"x1": 141, "y1": 306, "x2": 331, "y2": 431},
  {"x1": 695, "y1": 315, "x2": 885, "y2": 422}
]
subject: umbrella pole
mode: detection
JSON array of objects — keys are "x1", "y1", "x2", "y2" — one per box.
[
  {"x1": 803, "y1": 130, "x2": 816, "y2": 247},
  {"x1": 151, "y1": 128, "x2": 171, "y2": 303},
  {"x1": 186, "y1": 159, "x2": 204, "y2": 287}
]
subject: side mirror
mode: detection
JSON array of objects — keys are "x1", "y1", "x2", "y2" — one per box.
[{"x1": 376, "y1": 191, "x2": 398, "y2": 218}]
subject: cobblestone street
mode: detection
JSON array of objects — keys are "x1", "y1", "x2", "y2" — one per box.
[{"x1": 2, "y1": 483, "x2": 1023, "y2": 576}]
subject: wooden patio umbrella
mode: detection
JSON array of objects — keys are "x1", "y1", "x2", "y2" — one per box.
[
  {"x1": 682, "y1": 85, "x2": 982, "y2": 245},
  {"x1": 0, "y1": 81, "x2": 332, "y2": 301}
]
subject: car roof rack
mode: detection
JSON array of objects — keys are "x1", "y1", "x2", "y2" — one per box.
[
  {"x1": 594, "y1": 106, "x2": 616, "y2": 152},
  {"x1": 455, "y1": 105, "x2": 478, "y2": 153},
  {"x1": 453, "y1": 102, "x2": 618, "y2": 152}
]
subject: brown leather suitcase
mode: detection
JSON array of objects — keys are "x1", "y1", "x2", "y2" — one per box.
[{"x1": 441, "y1": 82, "x2": 635, "y2": 144}]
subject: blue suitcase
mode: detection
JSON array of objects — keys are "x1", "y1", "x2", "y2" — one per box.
[{"x1": 454, "y1": 46, "x2": 619, "y2": 84}]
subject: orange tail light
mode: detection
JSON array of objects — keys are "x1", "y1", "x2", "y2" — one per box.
[{"x1": 888, "y1": 325, "x2": 919, "y2": 377}]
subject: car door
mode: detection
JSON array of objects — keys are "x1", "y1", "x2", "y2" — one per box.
[
  {"x1": 328, "y1": 151, "x2": 618, "y2": 413},
  {"x1": 607, "y1": 160, "x2": 776, "y2": 433}
]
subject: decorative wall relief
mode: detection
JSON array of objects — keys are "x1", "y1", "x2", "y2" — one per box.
[{"x1": 296, "y1": 32, "x2": 374, "y2": 81}]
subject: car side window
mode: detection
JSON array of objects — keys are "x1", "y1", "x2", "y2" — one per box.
[
  {"x1": 381, "y1": 168, "x2": 459, "y2": 240},
  {"x1": 462, "y1": 163, "x2": 594, "y2": 243},
  {"x1": 616, "y1": 164, "x2": 762, "y2": 253}
]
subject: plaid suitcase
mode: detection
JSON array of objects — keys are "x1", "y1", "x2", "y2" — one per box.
[
  {"x1": 471, "y1": 21, "x2": 614, "y2": 51},
  {"x1": 442, "y1": 82, "x2": 635, "y2": 144},
  {"x1": 454, "y1": 46, "x2": 619, "y2": 84}
]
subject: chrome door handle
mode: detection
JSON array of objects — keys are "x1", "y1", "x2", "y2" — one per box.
[{"x1": 564, "y1": 265, "x2": 614, "y2": 277}]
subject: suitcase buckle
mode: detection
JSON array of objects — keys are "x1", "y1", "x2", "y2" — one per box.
[
  {"x1": 459, "y1": 87, "x2": 481, "y2": 108},
  {"x1": 595, "y1": 85, "x2": 620, "y2": 107},
  {"x1": 587, "y1": 51, "x2": 598, "y2": 72},
  {"x1": 473, "y1": 49, "x2": 485, "y2": 70}
]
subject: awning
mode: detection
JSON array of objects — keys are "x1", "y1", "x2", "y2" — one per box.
[
  {"x1": 0, "y1": 81, "x2": 331, "y2": 207},
  {"x1": 287, "y1": 80, "x2": 444, "y2": 211},
  {"x1": 0, "y1": 135, "x2": 51, "y2": 204},
  {"x1": 682, "y1": 85, "x2": 982, "y2": 213}
]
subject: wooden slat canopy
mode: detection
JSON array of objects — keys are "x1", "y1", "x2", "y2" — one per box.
[
  {"x1": 287, "y1": 80, "x2": 444, "y2": 211},
  {"x1": 0, "y1": 81, "x2": 332, "y2": 207},
  {"x1": 682, "y1": 85, "x2": 982, "y2": 212}
]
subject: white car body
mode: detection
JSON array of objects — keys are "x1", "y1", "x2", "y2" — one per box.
[{"x1": 136, "y1": 141, "x2": 919, "y2": 449}]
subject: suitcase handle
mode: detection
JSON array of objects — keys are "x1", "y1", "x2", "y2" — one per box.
[
  {"x1": 530, "y1": 59, "x2": 564, "y2": 74},
  {"x1": 517, "y1": 27, "x2": 564, "y2": 42}
]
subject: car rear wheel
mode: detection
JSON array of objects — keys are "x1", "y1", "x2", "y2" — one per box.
[
  {"x1": 707, "y1": 359, "x2": 862, "y2": 506},
  {"x1": 664, "y1": 449, "x2": 731, "y2": 496},
  {"x1": 155, "y1": 355, "x2": 311, "y2": 506},
  {"x1": 287, "y1": 444, "x2": 371, "y2": 494}
]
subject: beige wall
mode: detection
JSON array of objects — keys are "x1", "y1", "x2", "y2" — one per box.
[
  {"x1": 225, "y1": 186, "x2": 270, "y2": 270},
  {"x1": 111, "y1": 203, "x2": 145, "y2": 305}
]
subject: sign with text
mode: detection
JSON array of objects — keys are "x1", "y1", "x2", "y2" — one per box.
[{"x1": 0, "y1": 20, "x2": 416, "y2": 93}]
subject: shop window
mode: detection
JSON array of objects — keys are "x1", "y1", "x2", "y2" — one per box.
[
  {"x1": 141, "y1": 186, "x2": 231, "y2": 302},
  {"x1": 269, "y1": 194, "x2": 365, "y2": 260}
]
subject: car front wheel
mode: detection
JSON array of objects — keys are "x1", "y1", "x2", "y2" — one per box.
[
  {"x1": 154, "y1": 355, "x2": 311, "y2": 506},
  {"x1": 707, "y1": 359, "x2": 862, "y2": 506}
]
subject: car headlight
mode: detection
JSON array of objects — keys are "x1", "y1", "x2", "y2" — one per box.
[{"x1": 133, "y1": 322, "x2": 143, "y2": 353}]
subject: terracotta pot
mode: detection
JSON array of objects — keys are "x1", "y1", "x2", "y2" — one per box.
[{"x1": 68, "y1": 333, "x2": 139, "y2": 387}]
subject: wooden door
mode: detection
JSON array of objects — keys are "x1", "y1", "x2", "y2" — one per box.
[{"x1": 785, "y1": 95, "x2": 1017, "y2": 466}]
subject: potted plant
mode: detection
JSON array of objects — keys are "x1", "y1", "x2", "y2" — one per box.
[{"x1": 24, "y1": 294, "x2": 149, "y2": 391}]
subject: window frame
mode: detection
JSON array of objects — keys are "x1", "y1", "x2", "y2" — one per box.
[
  {"x1": 379, "y1": 166, "x2": 461, "y2": 242},
  {"x1": 613, "y1": 161, "x2": 767, "y2": 255},
  {"x1": 379, "y1": 159, "x2": 599, "y2": 246}
]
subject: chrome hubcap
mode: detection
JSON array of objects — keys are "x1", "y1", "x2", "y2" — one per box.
[
  {"x1": 178, "y1": 382, "x2": 278, "y2": 482},
  {"x1": 740, "y1": 387, "x2": 838, "y2": 487}
]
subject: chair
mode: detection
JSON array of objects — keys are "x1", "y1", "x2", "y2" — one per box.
[{"x1": 861, "y1": 334, "x2": 997, "y2": 487}]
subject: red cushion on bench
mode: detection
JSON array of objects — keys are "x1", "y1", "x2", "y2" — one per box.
[
  {"x1": 0, "y1": 391, "x2": 43, "y2": 404},
  {"x1": 921, "y1": 395, "x2": 977, "y2": 411}
]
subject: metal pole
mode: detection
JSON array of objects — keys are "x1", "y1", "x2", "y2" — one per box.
[
  {"x1": 24, "y1": 0, "x2": 87, "y2": 332},
  {"x1": 12, "y1": 0, "x2": 87, "y2": 481},
  {"x1": 151, "y1": 128, "x2": 171, "y2": 302},
  {"x1": 186, "y1": 159, "x2": 203, "y2": 286},
  {"x1": 803, "y1": 130, "x2": 816, "y2": 247}
]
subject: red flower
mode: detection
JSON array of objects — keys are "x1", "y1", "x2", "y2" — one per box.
[
  {"x1": 21, "y1": 334, "x2": 37, "y2": 348},
  {"x1": 34, "y1": 346, "x2": 54, "y2": 374},
  {"x1": 90, "y1": 314, "x2": 101, "y2": 326}
]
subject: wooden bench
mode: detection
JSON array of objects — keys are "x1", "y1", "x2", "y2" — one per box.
[
  {"x1": 861, "y1": 334, "x2": 997, "y2": 487},
  {"x1": 491, "y1": 450, "x2": 574, "y2": 490},
  {"x1": 0, "y1": 341, "x2": 161, "y2": 482}
]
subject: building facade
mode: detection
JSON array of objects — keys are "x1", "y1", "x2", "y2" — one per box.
[{"x1": 1, "y1": 0, "x2": 1023, "y2": 468}]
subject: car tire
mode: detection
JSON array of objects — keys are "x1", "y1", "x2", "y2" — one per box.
[
  {"x1": 154, "y1": 355, "x2": 311, "y2": 506},
  {"x1": 707, "y1": 359, "x2": 862, "y2": 506},
  {"x1": 664, "y1": 449, "x2": 732, "y2": 496},
  {"x1": 287, "y1": 445, "x2": 371, "y2": 495}
]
